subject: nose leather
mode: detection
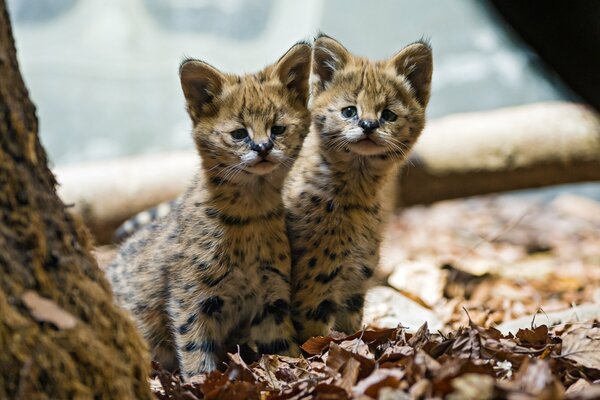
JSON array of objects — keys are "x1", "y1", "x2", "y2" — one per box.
[
  {"x1": 359, "y1": 119, "x2": 380, "y2": 134},
  {"x1": 250, "y1": 141, "x2": 274, "y2": 157}
]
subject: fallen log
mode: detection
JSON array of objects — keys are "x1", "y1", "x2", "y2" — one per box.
[
  {"x1": 397, "y1": 102, "x2": 600, "y2": 206},
  {"x1": 54, "y1": 102, "x2": 600, "y2": 245}
]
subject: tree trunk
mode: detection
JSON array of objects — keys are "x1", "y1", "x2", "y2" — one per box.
[{"x1": 0, "y1": 2, "x2": 152, "y2": 398}]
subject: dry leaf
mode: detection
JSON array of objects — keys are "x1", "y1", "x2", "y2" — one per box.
[{"x1": 561, "y1": 327, "x2": 600, "y2": 370}]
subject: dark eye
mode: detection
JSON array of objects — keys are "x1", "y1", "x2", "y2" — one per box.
[
  {"x1": 271, "y1": 125, "x2": 286, "y2": 136},
  {"x1": 381, "y1": 109, "x2": 397, "y2": 122},
  {"x1": 341, "y1": 106, "x2": 358, "y2": 119},
  {"x1": 231, "y1": 129, "x2": 248, "y2": 140}
]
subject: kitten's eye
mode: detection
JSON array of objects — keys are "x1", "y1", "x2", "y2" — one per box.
[
  {"x1": 271, "y1": 125, "x2": 286, "y2": 136},
  {"x1": 341, "y1": 106, "x2": 358, "y2": 119},
  {"x1": 231, "y1": 129, "x2": 249, "y2": 140},
  {"x1": 381, "y1": 109, "x2": 397, "y2": 122}
]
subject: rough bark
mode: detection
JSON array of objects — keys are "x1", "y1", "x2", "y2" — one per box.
[
  {"x1": 55, "y1": 102, "x2": 600, "y2": 244},
  {"x1": 0, "y1": 2, "x2": 152, "y2": 398}
]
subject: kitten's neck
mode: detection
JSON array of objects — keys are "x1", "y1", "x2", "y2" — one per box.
[
  {"x1": 315, "y1": 138, "x2": 397, "y2": 204},
  {"x1": 313, "y1": 131, "x2": 398, "y2": 204},
  {"x1": 193, "y1": 167, "x2": 284, "y2": 216}
]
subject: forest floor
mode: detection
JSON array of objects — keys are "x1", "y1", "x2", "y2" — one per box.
[{"x1": 97, "y1": 191, "x2": 600, "y2": 399}]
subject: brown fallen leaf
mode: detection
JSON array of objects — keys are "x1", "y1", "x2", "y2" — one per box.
[
  {"x1": 353, "y1": 369, "x2": 404, "y2": 399},
  {"x1": 448, "y1": 373, "x2": 495, "y2": 400},
  {"x1": 301, "y1": 336, "x2": 335, "y2": 355},
  {"x1": 516, "y1": 325, "x2": 549, "y2": 347},
  {"x1": 337, "y1": 357, "x2": 360, "y2": 394},
  {"x1": 21, "y1": 290, "x2": 77, "y2": 329},
  {"x1": 561, "y1": 327, "x2": 600, "y2": 370},
  {"x1": 513, "y1": 359, "x2": 564, "y2": 398}
]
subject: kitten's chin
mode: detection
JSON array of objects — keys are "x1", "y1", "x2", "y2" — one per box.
[
  {"x1": 245, "y1": 160, "x2": 278, "y2": 176},
  {"x1": 347, "y1": 139, "x2": 387, "y2": 156}
]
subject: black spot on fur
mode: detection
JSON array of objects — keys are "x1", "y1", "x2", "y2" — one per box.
[
  {"x1": 310, "y1": 195, "x2": 321, "y2": 205},
  {"x1": 345, "y1": 294, "x2": 364, "y2": 313},
  {"x1": 306, "y1": 300, "x2": 337, "y2": 323},
  {"x1": 205, "y1": 208, "x2": 219, "y2": 218},
  {"x1": 326, "y1": 200, "x2": 335, "y2": 212},
  {"x1": 183, "y1": 340, "x2": 218, "y2": 353},
  {"x1": 361, "y1": 265, "x2": 374, "y2": 278},
  {"x1": 266, "y1": 299, "x2": 290, "y2": 324},
  {"x1": 257, "y1": 339, "x2": 290, "y2": 354},
  {"x1": 291, "y1": 247, "x2": 307, "y2": 262},
  {"x1": 202, "y1": 269, "x2": 231, "y2": 287},
  {"x1": 278, "y1": 253, "x2": 288, "y2": 262},
  {"x1": 292, "y1": 319, "x2": 304, "y2": 333},
  {"x1": 315, "y1": 266, "x2": 341, "y2": 284},
  {"x1": 261, "y1": 264, "x2": 290, "y2": 284},
  {"x1": 209, "y1": 176, "x2": 230, "y2": 186},
  {"x1": 308, "y1": 257, "x2": 317, "y2": 268},
  {"x1": 178, "y1": 313, "x2": 198, "y2": 335},
  {"x1": 200, "y1": 296, "x2": 224, "y2": 316}
]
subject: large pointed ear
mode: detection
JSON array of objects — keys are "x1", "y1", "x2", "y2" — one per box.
[
  {"x1": 389, "y1": 41, "x2": 433, "y2": 107},
  {"x1": 312, "y1": 34, "x2": 350, "y2": 93},
  {"x1": 180, "y1": 59, "x2": 227, "y2": 121},
  {"x1": 273, "y1": 42, "x2": 312, "y2": 106}
]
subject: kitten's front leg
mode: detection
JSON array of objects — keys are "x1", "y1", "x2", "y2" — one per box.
[
  {"x1": 169, "y1": 295, "x2": 227, "y2": 377},
  {"x1": 291, "y1": 283, "x2": 337, "y2": 344},
  {"x1": 332, "y1": 263, "x2": 373, "y2": 335},
  {"x1": 250, "y1": 264, "x2": 300, "y2": 357}
]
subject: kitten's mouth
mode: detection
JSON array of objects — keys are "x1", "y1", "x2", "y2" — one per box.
[
  {"x1": 246, "y1": 158, "x2": 277, "y2": 175},
  {"x1": 348, "y1": 138, "x2": 387, "y2": 156}
]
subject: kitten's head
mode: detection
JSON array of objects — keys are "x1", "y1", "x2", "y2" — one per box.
[
  {"x1": 180, "y1": 42, "x2": 311, "y2": 185},
  {"x1": 310, "y1": 34, "x2": 432, "y2": 164}
]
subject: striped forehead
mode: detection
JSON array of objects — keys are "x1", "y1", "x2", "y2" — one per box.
[
  {"x1": 335, "y1": 62, "x2": 410, "y2": 108},
  {"x1": 226, "y1": 77, "x2": 282, "y2": 123}
]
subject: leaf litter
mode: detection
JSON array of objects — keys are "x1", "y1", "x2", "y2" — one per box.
[{"x1": 111, "y1": 192, "x2": 600, "y2": 399}]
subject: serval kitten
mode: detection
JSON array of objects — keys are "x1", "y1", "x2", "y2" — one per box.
[
  {"x1": 106, "y1": 42, "x2": 311, "y2": 376},
  {"x1": 284, "y1": 34, "x2": 433, "y2": 343}
]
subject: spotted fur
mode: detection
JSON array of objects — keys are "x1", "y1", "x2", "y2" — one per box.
[
  {"x1": 284, "y1": 34, "x2": 433, "y2": 343},
  {"x1": 106, "y1": 42, "x2": 312, "y2": 377}
]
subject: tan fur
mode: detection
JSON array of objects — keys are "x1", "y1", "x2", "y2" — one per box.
[
  {"x1": 106, "y1": 42, "x2": 312, "y2": 377},
  {"x1": 284, "y1": 35, "x2": 433, "y2": 342}
]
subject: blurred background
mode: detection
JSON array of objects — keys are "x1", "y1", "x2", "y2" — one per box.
[{"x1": 7, "y1": 0, "x2": 578, "y2": 166}]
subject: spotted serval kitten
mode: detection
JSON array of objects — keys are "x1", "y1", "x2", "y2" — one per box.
[
  {"x1": 106, "y1": 42, "x2": 311, "y2": 376},
  {"x1": 284, "y1": 34, "x2": 433, "y2": 343}
]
